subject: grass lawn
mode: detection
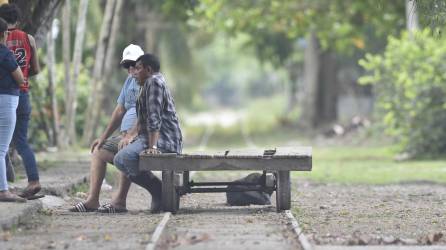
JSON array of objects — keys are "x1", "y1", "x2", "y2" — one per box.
[{"x1": 295, "y1": 145, "x2": 446, "y2": 185}]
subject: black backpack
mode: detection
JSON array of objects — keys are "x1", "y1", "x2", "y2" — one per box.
[{"x1": 226, "y1": 173, "x2": 273, "y2": 206}]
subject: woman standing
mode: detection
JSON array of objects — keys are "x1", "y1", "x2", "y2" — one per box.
[
  {"x1": 0, "y1": 17, "x2": 25, "y2": 202},
  {"x1": 0, "y1": 4, "x2": 42, "y2": 197}
]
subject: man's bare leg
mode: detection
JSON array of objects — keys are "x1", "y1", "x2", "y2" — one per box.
[
  {"x1": 109, "y1": 172, "x2": 131, "y2": 209},
  {"x1": 83, "y1": 149, "x2": 114, "y2": 209}
]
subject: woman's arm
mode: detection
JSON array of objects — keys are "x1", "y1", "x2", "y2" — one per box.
[{"x1": 11, "y1": 67, "x2": 25, "y2": 87}]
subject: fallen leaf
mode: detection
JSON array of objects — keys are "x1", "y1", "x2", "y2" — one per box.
[
  {"x1": 47, "y1": 241, "x2": 56, "y2": 249},
  {"x1": 2, "y1": 231, "x2": 11, "y2": 241},
  {"x1": 76, "y1": 235, "x2": 87, "y2": 241},
  {"x1": 358, "y1": 235, "x2": 371, "y2": 245},
  {"x1": 75, "y1": 192, "x2": 87, "y2": 199},
  {"x1": 104, "y1": 234, "x2": 112, "y2": 241},
  {"x1": 400, "y1": 238, "x2": 418, "y2": 245},
  {"x1": 427, "y1": 232, "x2": 443, "y2": 244},
  {"x1": 382, "y1": 235, "x2": 397, "y2": 244},
  {"x1": 188, "y1": 233, "x2": 210, "y2": 245}
]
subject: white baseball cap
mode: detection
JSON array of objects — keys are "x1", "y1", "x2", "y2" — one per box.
[{"x1": 120, "y1": 44, "x2": 144, "y2": 64}]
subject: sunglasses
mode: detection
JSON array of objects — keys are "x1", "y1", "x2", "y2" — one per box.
[{"x1": 122, "y1": 61, "x2": 136, "y2": 69}]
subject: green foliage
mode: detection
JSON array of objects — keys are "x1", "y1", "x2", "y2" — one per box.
[
  {"x1": 359, "y1": 30, "x2": 446, "y2": 157},
  {"x1": 182, "y1": 95, "x2": 292, "y2": 149},
  {"x1": 187, "y1": 0, "x2": 405, "y2": 58},
  {"x1": 29, "y1": 50, "x2": 96, "y2": 149},
  {"x1": 69, "y1": 182, "x2": 89, "y2": 195},
  {"x1": 297, "y1": 145, "x2": 446, "y2": 184},
  {"x1": 416, "y1": 0, "x2": 446, "y2": 36}
]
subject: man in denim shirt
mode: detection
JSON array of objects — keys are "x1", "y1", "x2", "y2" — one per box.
[{"x1": 70, "y1": 44, "x2": 144, "y2": 213}]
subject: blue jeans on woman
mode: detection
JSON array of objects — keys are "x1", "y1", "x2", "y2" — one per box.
[
  {"x1": 0, "y1": 94, "x2": 19, "y2": 191},
  {"x1": 5, "y1": 93, "x2": 39, "y2": 182}
]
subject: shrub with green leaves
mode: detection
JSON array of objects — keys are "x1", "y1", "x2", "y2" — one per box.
[{"x1": 359, "y1": 30, "x2": 446, "y2": 157}]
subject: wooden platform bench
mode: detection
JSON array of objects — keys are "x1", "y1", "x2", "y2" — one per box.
[{"x1": 139, "y1": 147, "x2": 312, "y2": 213}]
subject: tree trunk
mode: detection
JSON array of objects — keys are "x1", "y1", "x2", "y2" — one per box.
[
  {"x1": 66, "y1": 0, "x2": 89, "y2": 145},
  {"x1": 61, "y1": 0, "x2": 71, "y2": 148},
  {"x1": 145, "y1": 13, "x2": 160, "y2": 55},
  {"x1": 90, "y1": 0, "x2": 124, "y2": 144},
  {"x1": 299, "y1": 33, "x2": 339, "y2": 128},
  {"x1": 134, "y1": 2, "x2": 149, "y2": 47},
  {"x1": 92, "y1": 0, "x2": 124, "y2": 139},
  {"x1": 406, "y1": 0, "x2": 419, "y2": 33},
  {"x1": 300, "y1": 32, "x2": 320, "y2": 129},
  {"x1": 285, "y1": 62, "x2": 300, "y2": 113},
  {"x1": 10, "y1": 0, "x2": 63, "y2": 46},
  {"x1": 46, "y1": 20, "x2": 60, "y2": 147},
  {"x1": 134, "y1": 3, "x2": 160, "y2": 54},
  {"x1": 82, "y1": 0, "x2": 116, "y2": 145},
  {"x1": 317, "y1": 51, "x2": 338, "y2": 125}
]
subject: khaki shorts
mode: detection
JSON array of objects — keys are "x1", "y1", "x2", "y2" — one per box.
[{"x1": 100, "y1": 135, "x2": 122, "y2": 155}]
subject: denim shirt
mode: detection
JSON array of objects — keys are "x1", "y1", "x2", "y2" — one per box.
[{"x1": 117, "y1": 76, "x2": 139, "y2": 132}]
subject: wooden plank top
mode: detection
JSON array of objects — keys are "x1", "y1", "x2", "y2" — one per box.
[
  {"x1": 139, "y1": 147, "x2": 312, "y2": 171},
  {"x1": 140, "y1": 147, "x2": 312, "y2": 159}
]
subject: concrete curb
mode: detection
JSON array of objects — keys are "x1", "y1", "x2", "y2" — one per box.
[
  {"x1": 42, "y1": 175, "x2": 89, "y2": 197},
  {"x1": 0, "y1": 200, "x2": 43, "y2": 231},
  {"x1": 0, "y1": 169, "x2": 89, "y2": 231}
]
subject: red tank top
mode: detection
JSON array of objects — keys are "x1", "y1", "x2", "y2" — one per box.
[{"x1": 6, "y1": 28, "x2": 32, "y2": 92}]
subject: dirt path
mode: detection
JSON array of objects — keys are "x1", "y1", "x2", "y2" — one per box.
[
  {"x1": 1, "y1": 185, "x2": 164, "y2": 250},
  {"x1": 293, "y1": 179, "x2": 446, "y2": 246}
]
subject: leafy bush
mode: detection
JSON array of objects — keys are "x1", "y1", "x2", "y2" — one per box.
[{"x1": 359, "y1": 30, "x2": 446, "y2": 157}]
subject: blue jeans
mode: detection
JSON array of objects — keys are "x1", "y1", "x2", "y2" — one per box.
[
  {"x1": 113, "y1": 136, "x2": 148, "y2": 177},
  {"x1": 0, "y1": 94, "x2": 19, "y2": 191},
  {"x1": 5, "y1": 93, "x2": 39, "y2": 182},
  {"x1": 113, "y1": 136, "x2": 172, "y2": 177}
]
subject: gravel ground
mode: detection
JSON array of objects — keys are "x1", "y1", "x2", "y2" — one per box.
[{"x1": 293, "y1": 179, "x2": 446, "y2": 246}]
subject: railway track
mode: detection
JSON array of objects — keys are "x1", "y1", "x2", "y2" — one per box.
[{"x1": 145, "y1": 192, "x2": 312, "y2": 250}]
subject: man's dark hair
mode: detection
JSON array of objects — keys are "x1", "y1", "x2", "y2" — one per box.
[
  {"x1": 136, "y1": 53, "x2": 160, "y2": 72},
  {"x1": 0, "y1": 17, "x2": 8, "y2": 33},
  {"x1": 0, "y1": 4, "x2": 21, "y2": 25}
]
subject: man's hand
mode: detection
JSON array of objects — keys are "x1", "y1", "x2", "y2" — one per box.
[
  {"x1": 91, "y1": 138, "x2": 105, "y2": 153},
  {"x1": 144, "y1": 148, "x2": 161, "y2": 154},
  {"x1": 118, "y1": 134, "x2": 135, "y2": 150}
]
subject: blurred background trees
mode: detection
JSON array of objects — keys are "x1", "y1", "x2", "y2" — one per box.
[{"x1": 11, "y1": 0, "x2": 446, "y2": 157}]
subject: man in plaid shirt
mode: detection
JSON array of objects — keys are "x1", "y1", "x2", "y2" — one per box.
[{"x1": 114, "y1": 53, "x2": 182, "y2": 212}]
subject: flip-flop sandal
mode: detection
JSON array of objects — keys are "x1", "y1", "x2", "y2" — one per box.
[
  {"x1": 18, "y1": 186, "x2": 41, "y2": 199},
  {"x1": 68, "y1": 202, "x2": 98, "y2": 212},
  {"x1": 0, "y1": 194, "x2": 26, "y2": 203},
  {"x1": 26, "y1": 194, "x2": 45, "y2": 200},
  {"x1": 97, "y1": 203, "x2": 128, "y2": 214}
]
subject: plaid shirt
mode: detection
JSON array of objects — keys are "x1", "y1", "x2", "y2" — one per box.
[{"x1": 136, "y1": 72, "x2": 183, "y2": 154}]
